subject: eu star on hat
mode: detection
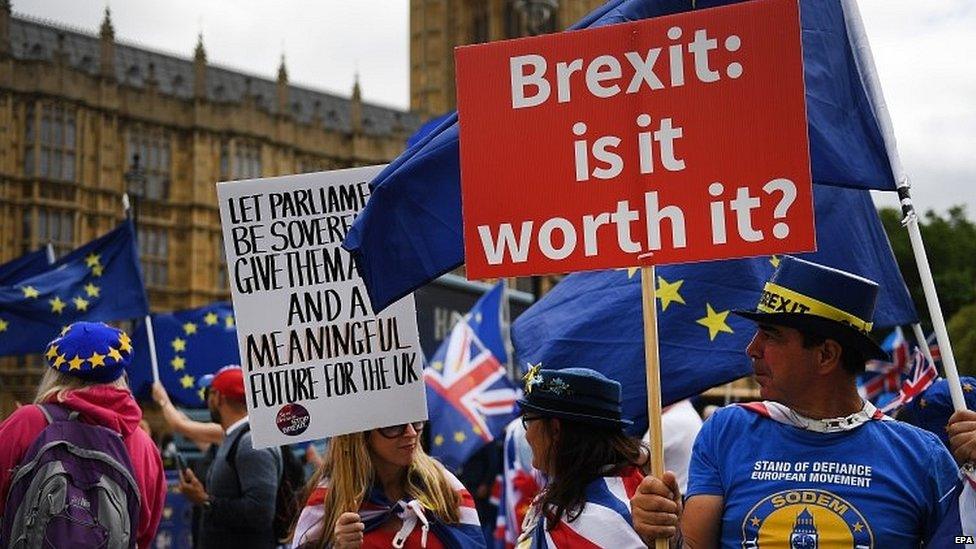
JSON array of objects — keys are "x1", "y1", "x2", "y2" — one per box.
[
  {"x1": 45, "y1": 321, "x2": 132, "y2": 383},
  {"x1": 901, "y1": 376, "x2": 976, "y2": 450},
  {"x1": 518, "y1": 364, "x2": 632, "y2": 429}
]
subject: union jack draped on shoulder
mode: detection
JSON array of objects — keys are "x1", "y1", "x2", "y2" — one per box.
[
  {"x1": 291, "y1": 463, "x2": 484, "y2": 549},
  {"x1": 519, "y1": 466, "x2": 646, "y2": 548}
]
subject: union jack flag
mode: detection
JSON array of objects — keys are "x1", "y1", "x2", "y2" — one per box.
[
  {"x1": 880, "y1": 349, "x2": 939, "y2": 413},
  {"x1": 424, "y1": 283, "x2": 518, "y2": 471},
  {"x1": 927, "y1": 332, "x2": 943, "y2": 368},
  {"x1": 859, "y1": 327, "x2": 913, "y2": 402},
  {"x1": 865, "y1": 327, "x2": 911, "y2": 375}
]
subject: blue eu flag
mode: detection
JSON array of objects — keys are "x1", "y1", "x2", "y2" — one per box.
[
  {"x1": 425, "y1": 282, "x2": 518, "y2": 470},
  {"x1": 128, "y1": 302, "x2": 239, "y2": 407},
  {"x1": 0, "y1": 220, "x2": 148, "y2": 356},
  {"x1": 513, "y1": 186, "x2": 917, "y2": 436},
  {"x1": 0, "y1": 247, "x2": 51, "y2": 285},
  {"x1": 343, "y1": 0, "x2": 902, "y2": 312}
]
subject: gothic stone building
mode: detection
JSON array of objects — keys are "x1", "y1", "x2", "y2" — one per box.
[
  {"x1": 0, "y1": 1, "x2": 610, "y2": 411},
  {"x1": 0, "y1": 5, "x2": 419, "y2": 409},
  {"x1": 410, "y1": 0, "x2": 605, "y2": 116}
]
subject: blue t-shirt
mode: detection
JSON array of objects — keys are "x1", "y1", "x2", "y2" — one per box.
[{"x1": 687, "y1": 405, "x2": 959, "y2": 548}]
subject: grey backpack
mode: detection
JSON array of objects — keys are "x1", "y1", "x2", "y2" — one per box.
[{"x1": 0, "y1": 404, "x2": 141, "y2": 548}]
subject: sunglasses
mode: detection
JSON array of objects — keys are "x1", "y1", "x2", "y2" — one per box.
[
  {"x1": 376, "y1": 421, "x2": 425, "y2": 439},
  {"x1": 521, "y1": 415, "x2": 544, "y2": 429}
]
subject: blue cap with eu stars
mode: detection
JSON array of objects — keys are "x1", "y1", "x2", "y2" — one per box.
[
  {"x1": 902, "y1": 376, "x2": 976, "y2": 450},
  {"x1": 44, "y1": 321, "x2": 132, "y2": 383}
]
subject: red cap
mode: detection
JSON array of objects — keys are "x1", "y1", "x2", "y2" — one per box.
[{"x1": 210, "y1": 365, "x2": 246, "y2": 402}]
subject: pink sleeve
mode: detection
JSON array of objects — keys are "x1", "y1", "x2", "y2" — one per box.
[
  {"x1": 0, "y1": 405, "x2": 48, "y2": 517},
  {"x1": 127, "y1": 430, "x2": 167, "y2": 549}
]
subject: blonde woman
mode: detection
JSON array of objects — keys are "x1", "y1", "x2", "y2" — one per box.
[
  {"x1": 0, "y1": 322, "x2": 167, "y2": 548},
  {"x1": 291, "y1": 422, "x2": 485, "y2": 548}
]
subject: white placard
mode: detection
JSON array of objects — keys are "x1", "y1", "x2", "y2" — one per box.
[{"x1": 217, "y1": 166, "x2": 427, "y2": 448}]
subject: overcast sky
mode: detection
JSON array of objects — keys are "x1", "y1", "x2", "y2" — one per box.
[{"x1": 17, "y1": 0, "x2": 974, "y2": 217}]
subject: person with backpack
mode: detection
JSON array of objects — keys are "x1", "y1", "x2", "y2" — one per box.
[
  {"x1": 0, "y1": 321, "x2": 167, "y2": 548},
  {"x1": 176, "y1": 365, "x2": 284, "y2": 549},
  {"x1": 154, "y1": 370, "x2": 308, "y2": 547}
]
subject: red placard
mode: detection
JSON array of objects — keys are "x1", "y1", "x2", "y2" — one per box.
[{"x1": 456, "y1": 0, "x2": 814, "y2": 279}]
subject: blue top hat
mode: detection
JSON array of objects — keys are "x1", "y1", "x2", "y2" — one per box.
[
  {"x1": 733, "y1": 256, "x2": 887, "y2": 361},
  {"x1": 518, "y1": 365, "x2": 632, "y2": 429},
  {"x1": 45, "y1": 321, "x2": 132, "y2": 383},
  {"x1": 902, "y1": 377, "x2": 976, "y2": 450}
]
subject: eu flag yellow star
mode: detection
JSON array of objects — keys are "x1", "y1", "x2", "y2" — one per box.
[
  {"x1": 53, "y1": 354, "x2": 66, "y2": 368},
  {"x1": 203, "y1": 312, "x2": 219, "y2": 326},
  {"x1": 696, "y1": 303, "x2": 734, "y2": 341},
  {"x1": 72, "y1": 296, "x2": 90, "y2": 312},
  {"x1": 84, "y1": 283, "x2": 100, "y2": 298},
  {"x1": 84, "y1": 253, "x2": 101, "y2": 268},
  {"x1": 769, "y1": 255, "x2": 781, "y2": 268},
  {"x1": 523, "y1": 362, "x2": 542, "y2": 393},
  {"x1": 434, "y1": 434, "x2": 445, "y2": 446},
  {"x1": 197, "y1": 387, "x2": 206, "y2": 401},
  {"x1": 224, "y1": 315, "x2": 235, "y2": 328},
  {"x1": 617, "y1": 267, "x2": 640, "y2": 278},
  {"x1": 49, "y1": 296, "x2": 66, "y2": 314},
  {"x1": 68, "y1": 355, "x2": 85, "y2": 371},
  {"x1": 453, "y1": 431, "x2": 466, "y2": 443},
  {"x1": 21, "y1": 286, "x2": 40, "y2": 299},
  {"x1": 107, "y1": 347, "x2": 123, "y2": 362},
  {"x1": 656, "y1": 276, "x2": 686, "y2": 312},
  {"x1": 119, "y1": 337, "x2": 132, "y2": 353},
  {"x1": 0, "y1": 318, "x2": 7, "y2": 333},
  {"x1": 171, "y1": 356, "x2": 186, "y2": 371},
  {"x1": 89, "y1": 352, "x2": 106, "y2": 368},
  {"x1": 171, "y1": 338, "x2": 187, "y2": 352},
  {"x1": 183, "y1": 322, "x2": 198, "y2": 335},
  {"x1": 180, "y1": 374, "x2": 195, "y2": 389},
  {"x1": 431, "y1": 361, "x2": 443, "y2": 371},
  {"x1": 45, "y1": 344, "x2": 59, "y2": 360}
]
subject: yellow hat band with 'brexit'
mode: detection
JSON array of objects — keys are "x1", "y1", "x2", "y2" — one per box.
[{"x1": 756, "y1": 282, "x2": 873, "y2": 335}]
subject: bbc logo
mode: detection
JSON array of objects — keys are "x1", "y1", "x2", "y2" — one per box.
[{"x1": 955, "y1": 535, "x2": 975, "y2": 544}]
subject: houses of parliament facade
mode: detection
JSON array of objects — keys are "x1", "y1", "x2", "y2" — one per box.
[{"x1": 0, "y1": 0, "x2": 604, "y2": 410}]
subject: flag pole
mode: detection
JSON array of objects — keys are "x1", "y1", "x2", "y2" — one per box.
[
  {"x1": 501, "y1": 279, "x2": 515, "y2": 380},
  {"x1": 44, "y1": 242, "x2": 55, "y2": 264},
  {"x1": 900, "y1": 191, "x2": 963, "y2": 409},
  {"x1": 639, "y1": 257, "x2": 668, "y2": 549},
  {"x1": 842, "y1": 0, "x2": 964, "y2": 410},
  {"x1": 910, "y1": 322, "x2": 936, "y2": 370},
  {"x1": 145, "y1": 314, "x2": 161, "y2": 383},
  {"x1": 123, "y1": 192, "x2": 160, "y2": 384}
]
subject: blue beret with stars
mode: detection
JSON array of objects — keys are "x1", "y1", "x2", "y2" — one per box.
[
  {"x1": 902, "y1": 376, "x2": 976, "y2": 450},
  {"x1": 45, "y1": 321, "x2": 132, "y2": 383}
]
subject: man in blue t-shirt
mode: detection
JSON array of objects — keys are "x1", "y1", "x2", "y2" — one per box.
[{"x1": 630, "y1": 257, "x2": 960, "y2": 548}]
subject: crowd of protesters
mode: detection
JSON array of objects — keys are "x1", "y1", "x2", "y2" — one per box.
[{"x1": 2, "y1": 257, "x2": 976, "y2": 548}]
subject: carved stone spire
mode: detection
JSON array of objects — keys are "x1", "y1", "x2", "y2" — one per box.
[
  {"x1": 193, "y1": 33, "x2": 207, "y2": 99},
  {"x1": 276, "y1": 54, "x2": 289, "y2": 114},
  {"x1": 350, "y1": 73, "x2": 363, "y2": 134},
  {"x1": 99, "y1": 7, "x2": 115, "y2": 80}
]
